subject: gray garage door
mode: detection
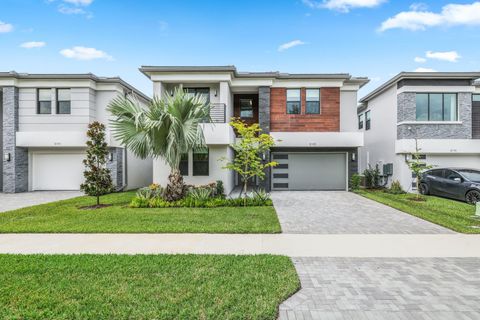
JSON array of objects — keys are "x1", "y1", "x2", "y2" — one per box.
[{"x1": 272, "y1": 153, "x2": 347, "y2": 191}]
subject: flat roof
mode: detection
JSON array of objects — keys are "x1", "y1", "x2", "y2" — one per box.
[
  {"x1": 139, "y1": 65, "x2": 369, "y2": 86},
  {"x1": 360, "y1": 71, "x2": 480, "y2": 103},
  {"x1": 0, "y1": 71, "x2": 151, "y2": 102}
]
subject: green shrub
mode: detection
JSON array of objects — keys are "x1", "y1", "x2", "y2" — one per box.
[
  {"x1": 350, "y1": 174, "x2": 361, "y2": 190},
  {"x1": 363, "y1": 164, "x2": 381, "y2": 189},
  {"x1": 136, "y1": 183, "x2": 164, "y2": 200},
  {"x1": 385, "y1": 180, "x2": 406, "y2": 194},
  {"x1": 215, "y1": 180, "x2": 225, "y2": 198},
  {"x1": 130, "y1": 195, "x2": 272, "y2": 208},
  {"x1": 188, "y1": 187, "x2": 212, "y2": 201},
  {"x1": 252, "y1": 189, "x2": 270, "y2": 202}
]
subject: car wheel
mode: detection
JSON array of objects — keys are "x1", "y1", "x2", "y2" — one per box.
[
  {"x1": 419, "y1": 183, "x2": 429, "y2": 195},
  {"x1": 465, "y1": 190, "x2": 480, "y2": 205}
]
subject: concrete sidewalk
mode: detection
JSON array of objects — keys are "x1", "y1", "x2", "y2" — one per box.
[{"x1": 1, "y1": 233, "x2": 479, "y2": 257}]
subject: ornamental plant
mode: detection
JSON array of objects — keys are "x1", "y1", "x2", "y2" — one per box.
[
  {"x1": 80, "y1": 121, "x2": 114, "y2": 207},
  {"x1": 407, "y1": 139, "x2": 433, "y2": 200}
]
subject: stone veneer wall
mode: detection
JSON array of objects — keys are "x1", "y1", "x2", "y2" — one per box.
[
  {"x1": 2, "y1": 87, "x2": 28, "y2": 193},
  {"x1": 258, "y1": 86, "x2": 271, "y2": 191},
  {"x1": 397, "y1": 92, "x2": 472, "y2": 139},
  {"x1": 107, "y1": 147, "x2": 124, "y2": 191}
]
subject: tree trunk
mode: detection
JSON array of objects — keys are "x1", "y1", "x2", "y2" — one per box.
[
  {"x1": 96, "y1": 195, "x2": 100, "y2": 206},
  {"x1": 165, "y1": 169, "x2": 186, "y2": 201},
  {"x1": 243, "y1": 179, "x2": 248, "y2": 207}
]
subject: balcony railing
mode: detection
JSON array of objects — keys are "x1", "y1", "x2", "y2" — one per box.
[{"x1": 207, "y1": 103, "x2": 226, "y2": 123}]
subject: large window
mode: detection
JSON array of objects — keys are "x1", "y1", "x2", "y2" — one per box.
[
  {"x1": 365, "y1": 110, "x2": 371, "y2": 130},
  {"x1": 239, "y1": 98, "x2": 253, "y2": 118},
  {"x1": 184, "y1": 88, "x2": 210, "y2": 103},
  {"x1": 473, "y1": 94, "x2": 480, "y2": 102},
  {"x1": 193, "y1": 148, "x2": 209, "y2": 176},
  {"x1": 415, "y1": 93, "x2": 458, "y2": 121},
  {"x1": 305, "y1": 89, "x2": 320, "y2": 114},
  {"x1": 37, "y1": 89, "x2": 52, "y2": 114},
  {"x1": 286, "y1": 89, "x2": 301, "y2": 114},
  {"x1": 179, "y1": 153, "x2": 189, "y2": 176},
  {"x1": 56, "y1": 89, "x2": 71, "y2": 114},
  {"x1": 358, "y1": 113, "x2": 364, "y2": 129}
]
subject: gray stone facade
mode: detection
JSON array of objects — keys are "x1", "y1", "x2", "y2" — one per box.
[
  {"x1": 397, "y1": 92, "x2": 472, "y2": 139},
  {"x1": 258, "y1": 86, "x2": 271, "y2": 191},
  {"x1": 2, "y1": 87, "x2": 28, "y2": 193},
  {"x1": 107, "y1": 147, "x2": 124, "y2": 191}
]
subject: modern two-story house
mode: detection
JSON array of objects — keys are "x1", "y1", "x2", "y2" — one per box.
[
  {"x1": 358, "y1": 72, "x2": 480, "y2": 192},
  {"x1": 140, "y1": 66, "x2": 368, "y2": 194},
  {"x1": 1, "y1": 72, "x2": 152, "y2": 193}
]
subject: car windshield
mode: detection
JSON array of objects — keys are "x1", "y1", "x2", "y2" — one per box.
[{"x1": 457, "y1": 170, "x2": 480, "y2": 182}]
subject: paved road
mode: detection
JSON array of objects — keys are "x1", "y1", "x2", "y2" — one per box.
[
  {"x1": 0, "y1": 191, "x2": 82, "y2": 212},
  {"x1": 272, "y1": 191, "x2": 453, "y2": 234},
  {"x1": 279, "y1": 257, "x2": 480, "y2": 320}
]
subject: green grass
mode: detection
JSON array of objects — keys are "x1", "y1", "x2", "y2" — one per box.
[
  {"x1": 0, "y1": 191, "x2": 281, "y2": 233},
  {"x1": 356, "y1": 189, "x2": 480, "y2": 233},
  {"x1": 0, "y1": 254, "x2": 300, "y2": 320}
]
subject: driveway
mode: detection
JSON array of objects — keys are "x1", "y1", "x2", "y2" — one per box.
[
  {"x1": 0, "y1": 191, "x2": 82, "y2": 212},
  {"x1": 279, "y1": 257, "x2": 480, "y2": 320},
  {"x1": 272, "y1": 191, "x2": 453, "y2": 234}
]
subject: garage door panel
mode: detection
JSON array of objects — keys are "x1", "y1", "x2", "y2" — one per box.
[{"x1": 33, "y1": 153, "x2": 85, "y2": 191}]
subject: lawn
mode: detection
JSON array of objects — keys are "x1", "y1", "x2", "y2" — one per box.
[
  {"x1": 0, "y1": 191, "x2": 281, "y2": 233},
  {"x1": 0, "y1": 254, "x2": 299, "y2": 320},
  {"x1": 356, "y1": 189, "x2": 480, "y2": 233}
]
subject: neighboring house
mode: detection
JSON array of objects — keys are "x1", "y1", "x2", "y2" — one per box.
[
  {"x1": 358, "y1": 72, "x2": 480, "y2": 192},
  {"x1": 0, "y1": 72, "x2": 153, "y2": 193},
  {"x1": 140, "y1": 66, "x2": 368, "y2": 194}
]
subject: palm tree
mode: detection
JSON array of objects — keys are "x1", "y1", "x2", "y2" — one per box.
[{"x1": 107, "y1": 88, "x2": 211, "y2": 201}]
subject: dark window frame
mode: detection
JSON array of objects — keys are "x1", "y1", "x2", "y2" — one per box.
[
  {"x1": 184, "y1": 87, "x2": 210, "y2": 103},
  {"x1": 193, "y1": 148, "x2": 209, "y2": 176},
  {"x1": 179, "y1": 152, "x2": 189, "y2": 176},
  {"x1": 305, "y1": 88, "x2": 320, "y2": 114},
  {"x1": 56, "y1": 88, "x2": 72, "y2": 115},
  {"x1": 358, "y1": 113, "x2": 364, "y2": 129},
  {"x1": 286, "y1": 88, "x2": 301, "y2": 115},
  {"x1": 239, "y1": 98, "x2": 254, "y2": 119},
  {"x1": 365, "y1": 110, "x2": 371, "y2": 130},
  {"x1": 37, "y1": 88, "x2": 52, "y2": 114},
  {"x1": 415, "y1": 93, "x2": 458, "y2": 121}
]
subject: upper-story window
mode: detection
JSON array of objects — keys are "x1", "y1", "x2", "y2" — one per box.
[
  {"x1": 37, "y1": 89, "x2": 52, "y2": 114},
  {"x1": 56, "y1": 89, "x2": 71, "y2": 114},
  {"x1": 286, "y1": 89, "x2": 301, "y2": 114},
  {"x1": 415, "y1": 93, "x2": 458, "y2": 121},
  {"x1": 184, "y1": 88, "x2": 210, "y2": 103},
  {"x1": 239, "y1": 99, "x2": 254, "y2": 118},
  {"x1": 358, "y1": 113, "x2": 364, "y2": 129},
  {"x1": 365, "y1": 110, "x2": 371, "y2": 130},
  {"x1": 473, "y1": 94, "x2": 480, "y2": 102},
  {"x1": 305, "y1": 89, "x2": 320, "y2": 114}
]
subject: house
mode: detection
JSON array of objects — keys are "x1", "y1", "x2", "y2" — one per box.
[
  {"x1": 0, "y1": 72, "x2": 152, "y2": 193},
  {"x1": 140, "y1": 66, "x2": 369, "y2": 194},
  {"x1": 358, "y1": 72, "x2": 480, "y2": 192}
]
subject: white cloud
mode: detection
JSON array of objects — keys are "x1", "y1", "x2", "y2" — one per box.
[
  {"x1": 426, "y1": 50, "x2": 460, "y2": 62},
  {"x1": 414, "y1": 67, "x2": 437, "y2": 72},
  {"x1": 414, "y1": 56, "x2": 427, "y2": 63},
  {"x1": 302, "y1": 0, "x2": 385, "y2": 12},
  {"x1": 58, "y1": 4, "x2": 86, "y2": 14},
  {"x1": 60, "y1": 46, "x2": 113, "y2": 61},
  {"x1": 409, "y1": 2, "x2": 428, "y2": 11},
  {"x1": 379, "y1": 1, "x2": 480, "y2": 31},
  {"x1": 63, "y1": 0, "x2": 93, "y2": 5},
  {"x1": 20, "y1": 41, "x2": 46, "y2": 49},
  {"x1": 278, "y1": 40, "x2": 306, "y2": 52},
  {"x1": 0, "y1": 21, "x2": 13, "y2": 33}
]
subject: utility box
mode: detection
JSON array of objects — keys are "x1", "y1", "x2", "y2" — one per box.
[{"x1": 383, "y1": 163, "x2": 393, "y2": 176}]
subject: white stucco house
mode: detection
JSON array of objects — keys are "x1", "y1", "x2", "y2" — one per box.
[
  {"x1": 0, "y1": 72, "x2": 152, "y2": 193},
  {"x1": 358, "y1": 72, "x2": 480, "y2": 192}
]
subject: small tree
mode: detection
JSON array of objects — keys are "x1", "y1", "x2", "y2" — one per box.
[
  {"x1": 407, "y1": 138, "x2": 433, "y2": 200},
  {"x1": 223, "y1": 119, "x2": 277, "y2": 204},
  {"x1": 80, "y1": 121, "x2": 114, "y2": 207}
]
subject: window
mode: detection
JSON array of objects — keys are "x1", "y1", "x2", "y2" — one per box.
[
  {"x1": 474, "y1": 94, "x2": 480, "y2": 102},
  {"x1": 286, "y1": 89, "x2": 301, "y2": 114},
  {"x1": 184, "y1": 88, "x2": 210, "y2": 103},
  {"x1": 428, "y1": 169, "x2": 443, "y2": 178},
  {"x1": 179, "y1": 153, "x2": 189, "y2": 176},
  {"x1": 37, "y1": 89, "x2": 52, "y2": 114},
  {"x1": 193, "y1": 148, "x2": 209, "y2": 176},
  {"x1": 305, "y1": 89, "x2": 320, "y2": 114},
  {"x1": 239, "y1": 99, "x2": 253, "y2": 118},
  {"x1": 365, "y1": 110, "x2": 371, "y2": 130},
  {"x1": 56, "y1": 89, "x2": 71, "y2": 114},
  {"x1": 358, "y1": 113, "x2": 364, "y2": 129},
  {"x1": 415, "y1": 93, "x2": 458, "y2": 121},
  {"x1": 444, "y1": 170, "x2": 462, "y2": 181}
]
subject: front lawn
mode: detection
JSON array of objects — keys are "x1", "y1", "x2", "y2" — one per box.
[
  {"x1": 0, "y1": 254, "x2": 299, "y2": 320},
  {"x1": 356, "y1": 189, "x2": 480, "y2": 233},
  {"x1": 0, "y1": 191, "x2": 281, "y2": 233}
]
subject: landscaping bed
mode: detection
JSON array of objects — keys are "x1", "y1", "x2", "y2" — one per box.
[
  {"x1": 0, "y1": 191, "x2": 281, "y2": 233},
  {"x1": 0, "y1": 254, "x2": 299, "y2": 320},
  {"x1": 355, "y1": 189, "x2": 480, "y2": 233}
]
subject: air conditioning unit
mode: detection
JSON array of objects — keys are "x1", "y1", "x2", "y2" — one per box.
[{"x1": 383, "y1": 163, "x2": 393, "y2": 176}]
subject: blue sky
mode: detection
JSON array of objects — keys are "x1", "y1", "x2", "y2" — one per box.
[{"x1": 1, "y1": 0, "x2": 479, "y2": 98}]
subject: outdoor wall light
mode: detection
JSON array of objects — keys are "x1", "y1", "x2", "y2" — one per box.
[
  {"x1": 4, "y1": 152, "x2": 11, "y2": 162},
  {"x1": 351, "y1": 153, "x2": 356, "y2": 161},
  {"x1": 169, "y1": 90, "x2": 174, "y2": 97},
  {"x1": 214, "y1": 89, "x2": 218, "y2": 97},
  {"x1": 109, "y1": 152, "x2": 114, "y2": 162}
]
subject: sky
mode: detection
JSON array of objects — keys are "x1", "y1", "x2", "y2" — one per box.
[{"x1": 1, "y1": 0, "x2": 480, "y2": 98}]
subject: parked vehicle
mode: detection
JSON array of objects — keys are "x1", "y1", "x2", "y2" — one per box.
[{"x1": 420, "y1": 168, "x2": 480, "y2": 204}]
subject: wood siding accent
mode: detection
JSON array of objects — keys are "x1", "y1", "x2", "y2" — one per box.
[{"x1": 270, "y1": 87, "x2": 340, "y2": 132}]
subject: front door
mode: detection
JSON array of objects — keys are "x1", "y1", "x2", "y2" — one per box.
[{"x1": 233, "y1": 94, "x2": 258, "y2": 126}]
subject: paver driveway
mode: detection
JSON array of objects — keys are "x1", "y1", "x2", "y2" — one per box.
[
  {"x1": 272, "y1": 191, "x2": 452, "y2": 234},
  {"x1": 0, "y1": 191, "x2": 82, "y2": 212},
  {"x1": 279, "y1": 257, "x2": 480, "y2": 320}
]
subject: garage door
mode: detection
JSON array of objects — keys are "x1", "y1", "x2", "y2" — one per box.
[
  {"x1": 32, "y1": 153, "x2": 85, "y2": 191},
  {"x1": 272, "y1": 153, "x2": 347, "y2": 191}
]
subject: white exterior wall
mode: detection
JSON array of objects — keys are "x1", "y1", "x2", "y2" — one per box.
[
  {"x1": 340, "y1": 91, "x2": 358, "y2": 132},
  {"x1": 153, "y1": 145, "x2": 235, "y2": 194}
]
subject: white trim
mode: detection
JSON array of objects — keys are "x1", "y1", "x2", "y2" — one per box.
[{"x1": 397, "y1": 121, "x2": 462, "y2": 125}]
